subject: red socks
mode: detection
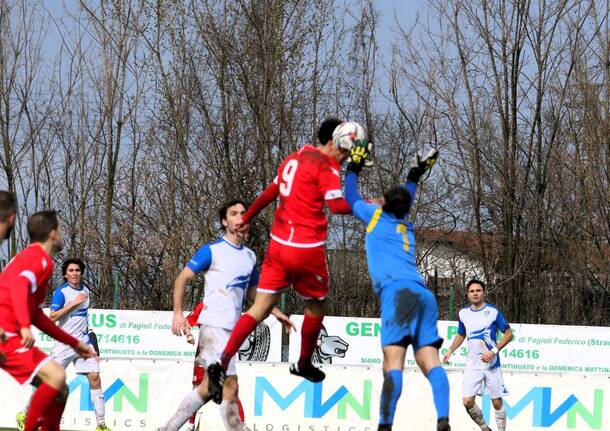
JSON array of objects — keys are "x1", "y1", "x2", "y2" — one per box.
[
  {"x1": 221, "y1": 313, "x2": 258, "y2": 369},
  {"x1": 25, "y1": 383, "x2": 62, "y2": 431},
  {"x1": 40, "y1": 396, "x2": 67, "y2": 431},
  {"x1": 298, "y1": 314, "x2": 324, "y2": 368}
]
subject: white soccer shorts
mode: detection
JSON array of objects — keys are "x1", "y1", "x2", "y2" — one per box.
[
  {"x1": 52, "y1": 346, "x2": 100, "y2": 374},
  {"x1": 462, "y1": 366, "x2": 509, "y2": 399},
  {"x1": 196, "y1": 325, "x2": 237, "y2": 376}
]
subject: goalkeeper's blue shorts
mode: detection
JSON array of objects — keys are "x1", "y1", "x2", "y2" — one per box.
[{"x1": 379, "y1": 279, "x2": 443, "y2": 350}]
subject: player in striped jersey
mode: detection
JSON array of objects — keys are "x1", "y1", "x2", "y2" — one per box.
[
  {"x1": 48, "y1": 258, "x2": 111, "y2": 431},
  {"x1": 443, "y1": 280, "x2": 513, "y2": 431}
]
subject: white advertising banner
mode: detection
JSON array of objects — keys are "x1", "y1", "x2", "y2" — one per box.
[
  {"x1": 32, "y1": 309, "x2": 283, "y2": 362},
  {"x1": 2, "y1": 361, "x2": 608, "y2": 431},
  {"x1": 288, "y1": 316, "x2": 610, "y2": 374}
]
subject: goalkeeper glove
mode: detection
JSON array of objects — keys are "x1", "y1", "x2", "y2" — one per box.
[
  {"x1": 406, "y1": 148, "x2": 439, "y2": 183},
  {"x1": 346, "y1": 140, "x2": 373, "y2": 174}
]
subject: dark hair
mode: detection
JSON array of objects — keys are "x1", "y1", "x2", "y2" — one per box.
[
  {"x1": 382, "y1": 186, "x2": 411, "y2": 219},
  {"x1": 317, "y1": 117, "x2": 343, "y2": 146},
  {"x1": 0, "y1": 190, "x2": 17, "y2": 222},
  {"x1": 62, "y1": 257, "x2": 85, "y2": 278},
  {"x1": 218, "y1": 199, "x2": 247, "y2": 230},
  {"x1": 466, "y1": 279, "x2": 486, "y2": 291},
  {"x1": 27, "y1": 210, "x2": 59, "y2": 243}
]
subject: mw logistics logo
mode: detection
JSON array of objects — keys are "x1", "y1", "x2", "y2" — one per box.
[
  {"x1": 254, "y1": 377, "x2": 372, "y2": 419},
  {"x1": 68, "y1": 373, "x2": 148, "y2": 412},
  {"x1": 482, "y1": 387, "x2": 604, "y2": 429}
]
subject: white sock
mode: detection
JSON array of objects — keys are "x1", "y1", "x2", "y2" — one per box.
[
  {"x1": 467, "y1": 404, "x2": 489, "y2": 429},
  {"x1": 90, "y1": 388, "x2": 106, "y2": 426},
  {"x1": 495, "y1": 406, "x2": 506, "y2": 431},
  {"x1": 219, "y1": 400, "x2": 242, "y2": 431},
  {"x1": 163, "y1": 390, "x2": 205, "y2": 431}
]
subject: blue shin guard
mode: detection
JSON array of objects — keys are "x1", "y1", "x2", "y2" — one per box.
[
  {"x1": 379, "y1": 369, "x2": 403, "y2": 425},
  {"x1": 426, "y1": 366, "x2": 450, "y2": 419}
]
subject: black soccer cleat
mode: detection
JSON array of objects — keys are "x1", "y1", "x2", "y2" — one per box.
[
  {"x1": 289, "y1": 363, "x2": 326, "y2": 383},
  {"x1": 377, "y1": 425, "x2": 392, "y2": 431},
  {"x1": 437, "y1": 417, "x2": 451, "y2": 431},
  {"x1": 206, "y1": 362, "x2": 225, "y2": 404}
]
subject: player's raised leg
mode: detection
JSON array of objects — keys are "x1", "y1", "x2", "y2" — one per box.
[
  {"x1": 219, "y1": 292, "x2": 278, "y2": 370},
  {"x1": 289, "y1": 298, "x2": 326, "y2": 382},
  {"x1": 210, "y1": 292, "x2": 279, "y2": 401}
]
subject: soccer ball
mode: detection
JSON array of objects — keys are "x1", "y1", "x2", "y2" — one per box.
[{"x1": 332, "y1": 121, "x2": 366, "y2": 151}]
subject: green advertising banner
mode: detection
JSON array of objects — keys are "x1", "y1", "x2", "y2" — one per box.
[
  {"x1": 288, "y1": 316, "x2": 610, "y2": 374},
  {"x1": 33, "y1": 309, "x2": 283, "y2": 362}
]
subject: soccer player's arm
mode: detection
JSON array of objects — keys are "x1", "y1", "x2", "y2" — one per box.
[
  {"x1": 442, "y1": 317, "x2": 466, "y2": 363},
  {"x1": 245, "y1": 265, "x2": 259, "y2": 306},
  {"x1": 241, "y1": 181, "x2": 280, "y2": 224},
  {"x1": 494, "y1": 311, "x2": 513, "y2": 352},
  {"x1": 404, "y1": 181, "x2": 418, "y2": 213},
  {"x1": 49, "y1": 288, "x2": 83, "y2": 321},
  {"x1": 172, "y1": 245, "x2": 211, "y2": 335},
  {"x1": 345, "y1": 171, "x2": 379, "y2": 224},
  {"x1": 32, "y1": 309, "x2": 79, "y2": 348}
]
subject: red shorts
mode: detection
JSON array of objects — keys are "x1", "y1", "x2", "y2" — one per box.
[
  {"x1": 258, "y1": 240, "x2": 329, "y2": 300},
  {"x1": 0, "y1": 336, "x2": 50, "y2": 385}
]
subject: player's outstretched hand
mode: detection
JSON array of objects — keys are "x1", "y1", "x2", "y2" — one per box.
[
  {"x1": 406, "y1": 148, "x2": 439, "y2": 183},
  {"x1": 172, "y1": 312, "x2": 188, "y2": 336},
  {"x1": 75, "y1": 342, "x2": 97, "y2": 359},
  {"x1": 346, "y1": 140, "x2": 373, "y2": 174},
  {"x1": 235, "y1": 216, "x2": 250, "y2": 240},
  {"x1": 442, "y1": 351, "x2": 452, "y2": 364},
  {"x1": 271, "y1": 307, "x2": 297, "y2": 334},
  {"x1": 20, "y1": 327, "x2": 35, "y2": 348}
]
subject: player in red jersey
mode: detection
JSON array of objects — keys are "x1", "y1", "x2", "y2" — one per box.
[
  {"x1": 207, "y1": 118, "x2": 352, "y2": 395},
  {"x1": 0, "y1": 190, "x2": 18, "y2": 362},
  {"x1": 0, "y1": 210, "x2": 96, "y2": 431},
  {"x1": 182, "y1": 303, "x2": 247, "y2": 431}
]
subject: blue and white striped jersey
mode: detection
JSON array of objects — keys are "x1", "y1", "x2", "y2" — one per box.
[
  {"x1": 50, "y1": 282, "x2": 91, "y2": 349},
  {"x1": 458, "y1": 303, "x2": 510, "y2": 369},
  {"x1": 186, "y1": 237, "x2": 258, "y2": 330}
]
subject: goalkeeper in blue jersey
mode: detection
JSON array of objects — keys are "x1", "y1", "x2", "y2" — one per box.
[{"x1": 344, "y1": 143, "x2": 450, "y2": 431}]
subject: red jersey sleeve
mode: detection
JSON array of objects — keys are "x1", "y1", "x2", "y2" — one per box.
[
  {"x1": 326, "y1": 198, "x2": 352, "y2": 214},
  {"x1": 186, "y1": 302, "x2": 204, "y2": 327},
  {"x1": 32, "y1": 309, "x2": 79, "y2": 347},
  {"x1": 242, "y1": 182, "x2": 280, "y2": 224}
]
